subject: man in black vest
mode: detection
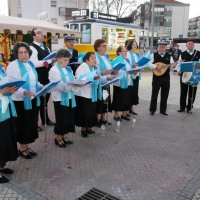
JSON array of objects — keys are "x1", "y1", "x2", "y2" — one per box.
[
  {"x1": 30, "y1": 28, "x2": 55, "y2": 130},
  {"x1": 177, "y1": 40, "x2": 200, "y2": 113},
  {"x1": 149, "y1": 42, "x2": 175, "y2": 115},
  {"x1": 64, "y1": 36, "x2": 79, "y2": 75}
]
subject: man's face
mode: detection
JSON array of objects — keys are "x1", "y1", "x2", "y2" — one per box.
[
  {"x1": 33, "y1": 28, "x2": 44, "y2": 43},
  {"x1": 65, "y1": 40, "x2": 74, "y2": 49},
  {"x1": 186, "y1": 41, "x2": 194, "y2": 51},
  {"x1": 157, "y1": 45, "x2": 166, "y2": 54}
]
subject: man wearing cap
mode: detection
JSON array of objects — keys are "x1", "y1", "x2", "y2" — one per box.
[
  {"x1": 177, "y1": 39, "x2": 200, "y2": 113},
  {"x1": 148, "y1": 42, "x2": 175, "y2": 116},
  {"x1": 64, "y1": 36, "x2": 79, "y2": 75},
  {"x1": 30, "y1": 28, "x2": 56, "y2": 130}
]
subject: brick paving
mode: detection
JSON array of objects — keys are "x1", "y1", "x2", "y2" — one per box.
[{"x1": 1, "y1": 71, "x2": 200, "y2": 200}]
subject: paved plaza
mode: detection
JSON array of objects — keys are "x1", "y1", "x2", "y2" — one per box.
[{"x1": 1, "y1": 72, "x2": 200, "y2": 200}]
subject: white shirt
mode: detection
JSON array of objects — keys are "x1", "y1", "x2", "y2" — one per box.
[
  {"x1": 49, "y1": 64, "x2": 73, "y2": 101},
  {"x1": 6, "y1": 60, "x2": 42, "y2": 101},
  {"x1": 126, "y1": 51, "x2": 139, "y2": 65},
  {"x1": 30, "y1": 41, "x2": 52, "y2": 68}
]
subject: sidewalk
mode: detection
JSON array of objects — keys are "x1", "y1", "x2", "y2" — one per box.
[{"x1": 1, "y1": 72, "x2": 200, "y2": 200}]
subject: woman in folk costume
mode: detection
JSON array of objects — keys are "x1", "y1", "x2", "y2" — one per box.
[
  {"x1": 75, "y1": 52, "x2": 101, "y2": 138},
  {"x1": 94, "y1": 39, "x2": 117, "y2": 126},
  {"x1": 126, "y1": 39, "x2": 140, "y2": 115},
  {"x1": 6, "y1": 42, "x2": 43, "y2": 159},
  {"x1": 0, "y1": 66, "x2": 18, "y2": 183},
  {"x1": 49, "y1": 49, "x2": 76, "y2": 148},
  {"x1": 112, "y1": 46, "x2": 131, "y2": 121}
]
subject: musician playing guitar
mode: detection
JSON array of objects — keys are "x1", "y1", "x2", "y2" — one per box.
[{"x1": 148, "y1": 42, "x2": 175, "y2": 116}]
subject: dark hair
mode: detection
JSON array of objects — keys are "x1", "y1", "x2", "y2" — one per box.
[
  {"x1": 56, "y1": 49, "x2": 72, "y2": 59},
  {"x1": 31, "y1": 28, "x2": 38, "y2": 37},
  {"x1": 13, "y1": 42, "x2": 32, "y2": 59},
  {"x1": 125, "y1": 39, "x2": 130, "y2": 47},
  {"x1": 116, "y1": 46, "x2": 123, "y2": 56},
  {"x1": 186, "y1": 39, "x2": 195, "y2": 43},
  {"x1": 93, "y1": 39, "x2": 106, "y2": 52},
  {"x1": 83, "y1": 52, "x2": 95, "y2": 62},
  {"x1": 126, "y1": 39, "x2": 138, "y2": 51}
]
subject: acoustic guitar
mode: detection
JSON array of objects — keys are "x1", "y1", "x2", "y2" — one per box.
[{"x1": 153, "y1": 62, "x2": 176, "y2": 76}]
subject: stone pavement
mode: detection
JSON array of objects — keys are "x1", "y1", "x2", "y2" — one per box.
[{"x1": 1, "y1": 72, "x2": 200, "y2": 200}]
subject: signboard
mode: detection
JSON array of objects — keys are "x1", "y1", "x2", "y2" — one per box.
[
  {"x1": 91, "y1": 12, "x2": 117, "y2": 21},
  {"x1": 71, "y1": 9, "x2": 89, "y2": 17}
]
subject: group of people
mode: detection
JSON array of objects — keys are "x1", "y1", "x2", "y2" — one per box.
[{"x1": 0, "y1": 26, "x2": 199, "y2": 184}]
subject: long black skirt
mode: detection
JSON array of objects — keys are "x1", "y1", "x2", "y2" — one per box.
[
  {"x1": 96, "y1": 86, "x2": 112, "y2": 114},
  {"x1": 112, "y1": 86, "x2": 131, "y2": 111},
  {"x1": 129, "y1": 76, "x2": 139, "y2": 105},
  {"x1": 0, "y1": 117, "x2": 18, "y2": 168},
  {"x1": 54, "y1": 101, "x2": 75, "y2": 135},
  {"x1": 75, "y1": 96, "x2": 97, "y2": 128},
  {"x1": 14, "y1": 99, "x2": 39, "y2": 144}
]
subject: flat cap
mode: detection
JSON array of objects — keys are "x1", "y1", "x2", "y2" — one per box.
[
  {"x1": 157, "y1": 42, "x2": 167, "y2": 46},
  {"x1": 64, "y1": 36, "x2": 76, "y2": 42}
]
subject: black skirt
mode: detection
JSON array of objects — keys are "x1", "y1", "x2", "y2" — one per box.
[
  {"x1": 53, "y1": 101, "x2": 75, "y2": 135},
  {"x1": 0, "y1": 118, "x2": 18, "y2": 168},
  {"x1": 112, "y1": 86, "x2": 131, "y2": 111},
  {"x1": 129, "y1": 76, "x2": 139, "y2": 105},
  {"x1": 14, "y1": 99, "x2": 39, "y2": 144},
  {"x1": 75, "y1": 96, "x2": 97, "y2": 128},
  {"x1": 96, "y1": 86, "x2": 112, "y2": 114}
]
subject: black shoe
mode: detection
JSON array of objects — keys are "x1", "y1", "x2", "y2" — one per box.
[
  {"x1": 95, "y1": 122, "x2": 102, "y2": 128},
  {"x1": 62, "y1": 138, "x2": 74, "y2": 145},
  {"x1": 177, "y1": 109, "x2": 185, "y2": 112},
  {"x1": 150, "y1": 112, "x2": 155, "y2": 115},
  {"x1": 87, "y1": 129, "x2": 95, "y2": 135},
  {"x1": 81, "y1": 131, "x2": 88, "y2": 138},
  {"x1": 19, "y1": 149, "x2": 32, "y2": 159},
  {"x1": 160, "y1": 112, "x2": 168, "y2": 116},
  {"x1": 126, "y1": 114, "x2": 131, "y2": 118},
  {"x1": 114, "y1": 117, "x2": 122, "y2": 121},
  {"x1": 99, "y1": 120, "x2": 112, "y2": 125},
  {"x1": 0, "y1": 168, "x2": 14, "y2": 174},
  {"x1": 187, "y1": 109, "x2": 192, "y2": 114},
  {"x1": 0, "y1": 175, "x2": 9, "y2": 183},
  {"x1": 46, "y1": 120, "x2": 55, "y2": 126},
  {"x1": 55, "y1": 139, "x2": 67, "y2": 148},
  {"x1": 27, "y1": 148, "x2": 37, "y2": 157},
  {"x1": 121, "y1": 115, "x2": 130, "y2": 121},
  {"x1": 129, "y1": 111, "x2": 138, "y2": 115},
  {"x1": 37, "y1": 126, "x2": 43, "y2": 132}
]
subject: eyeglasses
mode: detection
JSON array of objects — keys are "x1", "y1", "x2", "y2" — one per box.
[{"x1": 18, "y1": 51, "x2": 29, "y2": 54}]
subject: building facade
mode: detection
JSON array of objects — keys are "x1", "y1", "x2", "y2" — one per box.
[
  {"x1": 188, "y1": 16, "x2": 200, "y2": 38},
  {"x1": 8, "y1": 0, "x2": 89, "y2": 25},
  {"x1": 131, "y1": 0, "x2": 189, "y2": 40}
]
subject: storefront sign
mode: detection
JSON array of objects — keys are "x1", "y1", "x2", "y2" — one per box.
[
  {"x1": 91, "y1": 12, "x2": 117, "y2": 21},
  {"x1": 71, "y1": 9, "x2": 89, "y2": 17}
]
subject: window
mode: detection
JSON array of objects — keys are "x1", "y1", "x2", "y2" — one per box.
[
  {"x1": 59, "y1": 0, "x2": 78, "y2": 8},
  {"x1": 17, "y1": 13, "x2": 22, "y2": 18},
  {"x1": 18, "y1": 0, "x2": 21, "y2": 7},
  {"x1": 81, "y1": 24, "x2": 91, "y2": 43},
  {"x1": 70, "y1": 24, "x2": 79, "y2": 31},
  {"x1": 51, "y1": 1, "x2": 57, "y2": 7},
  {"x1": 51, "y1": 18, "x2": 57, "y2": 24}
]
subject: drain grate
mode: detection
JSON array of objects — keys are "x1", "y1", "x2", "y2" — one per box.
[{"x1": 76, "y1": 187, "x2": 122, "y2": 200}]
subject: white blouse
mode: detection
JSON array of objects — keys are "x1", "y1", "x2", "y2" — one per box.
[
  {"x1": 49, "y1": 64, "x2": 73, "y2": 101},
  {"x1": 6, "y1": 60, "x2": 42, "y2": 101}
]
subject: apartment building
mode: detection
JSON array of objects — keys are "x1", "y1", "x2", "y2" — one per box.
[{"x1": 188, "y1": 16, "x2": 200, "y2": 38}]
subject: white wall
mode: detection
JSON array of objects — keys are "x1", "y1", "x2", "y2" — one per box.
[{"x1": 172, "y1": 6, "x2": 189, "y2": 38}]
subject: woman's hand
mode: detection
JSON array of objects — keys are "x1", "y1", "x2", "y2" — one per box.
[
  {"x1": 132, "y1": 63, "x2": 138, "y2": 67},
  {"x1": 23, "y1": 91, "x2": 35, "y2": 97},
  {"x1": 102, "y1": 69, "x2": 113, "y2": 75},
  {"x1": 1, "y1": 86, "x2": 18, "y2": 95},
  {"x1": 112, "y1": 69, "x2": 119, "y2": 75},
  {"x1": 94, "y1": 75, "x2": 100, "y2": 80},
  {"x1": 107, "y1": 75, "x2": 117, "y2": 81}
]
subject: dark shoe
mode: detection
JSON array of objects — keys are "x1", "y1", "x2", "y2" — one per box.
[
  {"x1": 81, "y1": 131, "x2": 88, "y2": 138},
  {"x1": 19, "y1": 149, "x2": 32, "y2": 159},
  {"x1": 95, "y1": 122, "x2": 102, "y2": 128},
  {"x1": 46, "y1": 120, "x2": 55, "y2": 126},
  {"x1": 126, "y1": 114, "x2": 131, "y2": 118},
  {"x1": 87, "y1": 129, "x2": 95, "y2": 135},
  {"x1": 37, "y1": 126, "x2": 43, "y2": 132},
  {"x1": 177, "y1": 109, "x2": 185, "y2": 112},
  {"x1": 55, "y1": 139, "x2": 67, "y2": 148},
  {"x1": 62, "y1": 138, "x2": 74, "y2": 145},
  {"x1": 114, "y1": 117, "x2": 122, "y2": 121},
  {"x1": 99, "y1": 120, "x2": 112, "y2": 125},
  {"x1": 129, "y1": 111, "x2": 138, "y2": 115},
  {"x1": 0, "y1": 175, "x2": 9, "y2": 183},
  {"x1": 121, "y1": 115, "x2": 130, "y2": 121},
  {"x1": 27, "y1": 148, "x2": 37, "y2": 157},
  {"x1": 160, "y1": 112, "x2": 168, "y2": 116},
  {"x1": 0, "y1": 168, "x2": 14, "y2": 174},
  {"x1": 150, "y1": 112, "x2": 155, "y2": 115},
  {"x1": 187, "y1": 109, "x2": 192, "y2": 114}
]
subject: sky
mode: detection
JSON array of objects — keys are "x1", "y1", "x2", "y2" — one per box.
[{"x1": 0, "y1": 0, "x2": 198, "y2": 19}]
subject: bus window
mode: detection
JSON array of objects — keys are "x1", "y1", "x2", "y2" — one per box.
[
  {"x1": 81, "y1": 24, "x2": 91, "y2": 44},
  {"x1": 70, "y1": 24, "x2": 79, "y2": 31}
]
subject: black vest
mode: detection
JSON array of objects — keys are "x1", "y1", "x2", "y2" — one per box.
[
  {"x1": 30, "y1": 43, "x2": 51, "y2": 85},
  {"x1": 181, "y1": 50, "x2": 200, "y2": 62},
  {"x1": 153, "y1": 52, "x2": 171, "y2": 77}
]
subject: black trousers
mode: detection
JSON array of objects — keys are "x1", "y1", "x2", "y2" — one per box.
[
  {"x1": 39, "y1": 93, "x2": 51, "y2": 125},
  {"x1": 149, "y1": 76, "x2": 170, "y2": 113},
  {"x1": 179, "y1": 74, "x2": 197, "y2": 111}
]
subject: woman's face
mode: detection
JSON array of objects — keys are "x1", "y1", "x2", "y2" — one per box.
[
  {"x1": 131, "y1": 41, "x2": 138, "y2": 51},
  {"x1": 118, "y1": 46, "x2": 127, "y2": 58},
  {"x1": 57, "y1": 57, "x2": 70, "y2": 67},
  {"x1": 86, "y1": 54, "x2": 97, "y2": 67},
  {"x1": 97, "y1": 42, "x2": 107, "y2": 55},
  {"x1": 18, "y1": 46, "x2": 29, "y2": 62}
]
